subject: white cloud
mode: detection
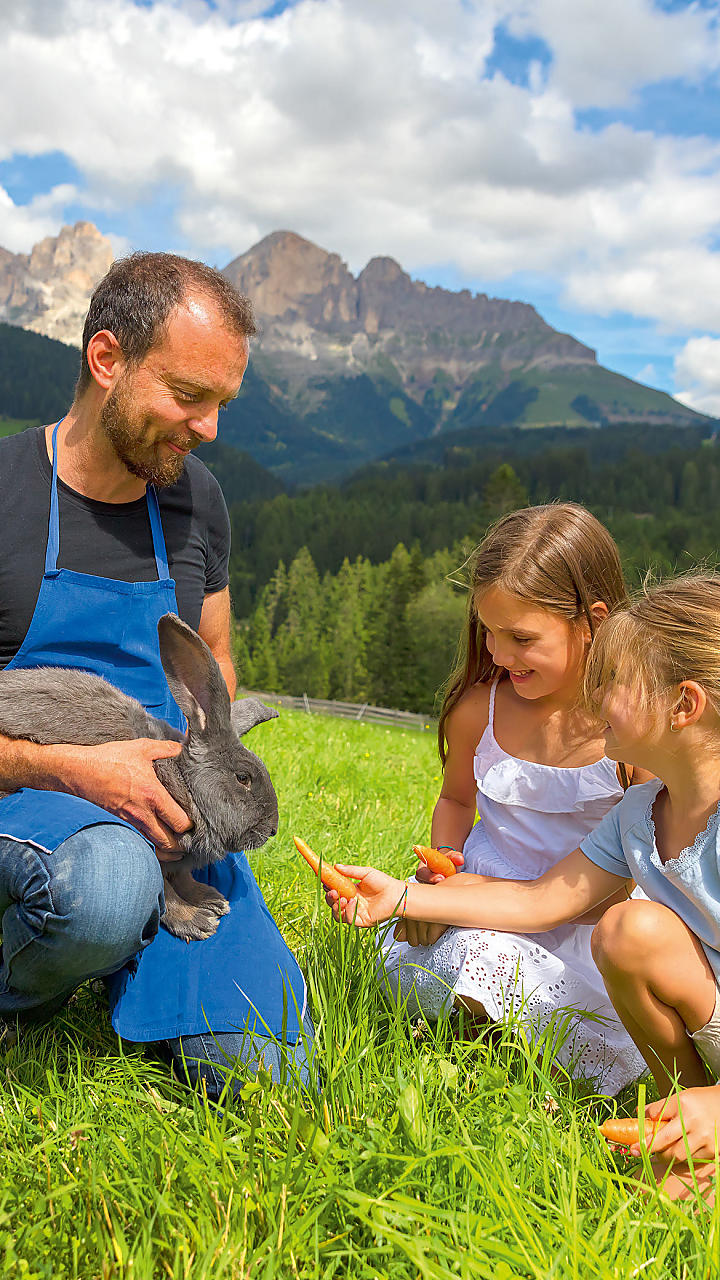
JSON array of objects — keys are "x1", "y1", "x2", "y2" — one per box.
[
  {"x1": 0, "y1": 184, "x2": 79, "y2": 254},
  {"x1": 674, "y1": 336, "x2": 720, "y2": 417},
  {"x1": 510, "y1": 0, "x2": 719, "y2": 108},
  {"x1": 0, "y1": 0, "x2": 717, "y2": 346}
]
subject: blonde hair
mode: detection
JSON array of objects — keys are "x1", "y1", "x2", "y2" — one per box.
[
  {"x1": 584, "y1": 573, "x2": 720, "y2": 721},
  {"x1": 438, "y1": 503, "x2": 627, "y2": 763}
]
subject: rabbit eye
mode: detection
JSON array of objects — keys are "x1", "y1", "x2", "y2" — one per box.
[{"x1": 236, "y1": 772, "x2": 251, "y2": 788}]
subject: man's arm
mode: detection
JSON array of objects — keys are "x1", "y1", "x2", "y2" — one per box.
[
  {"x1": 198, "y1": 587, "x2": 236, "y2": 698},
  {"x1": 0, "y1": 734, "x2": 192, "y2": 852}
]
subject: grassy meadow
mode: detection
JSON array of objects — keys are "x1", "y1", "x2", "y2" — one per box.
[{"x1": 1, "y1": 707, "x2": 718, "y2": 1278}]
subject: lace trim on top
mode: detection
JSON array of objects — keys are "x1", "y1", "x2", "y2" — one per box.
[
  {"x1": 647, "y1": 785, "x2": 720, "y2": 875},
  {"x1": 474, "y1": 679, "x2": 624, "y2": 815}
]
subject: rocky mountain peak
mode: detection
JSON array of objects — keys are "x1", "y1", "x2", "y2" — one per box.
[
  {"x1": 0, "y1": 220, "x2": 114, "y2": 347},
  {"x1": 224, "y1": 231, "x2": 357, "y2": 327},
  {"x1": 358, "y1": 256, "x2": 407, "y2": 286}
]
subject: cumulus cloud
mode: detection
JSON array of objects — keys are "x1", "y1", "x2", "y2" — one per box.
[
  {"x1": 0, "y1": 184, "x2": 79, "y2": 254},
  {"x1": 509, "y1": 0, "x2": 719, "y2": 108},
  {"x1": 674, "y1": 337, "x2": 720, "y2": 417},
  {"x1": 0, "y1": 0, "x2": 717, "y2": 348}
]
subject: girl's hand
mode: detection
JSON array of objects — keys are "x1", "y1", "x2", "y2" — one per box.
[
  {"x1": 402, "y1": 848, "x2": 463, "y2": 940},
  {"x1": 415, "y1": 848, "x2": 464, "y2": 885},
  {"x1": 630, "y1": 1087, "x2": 720, "y2": 1163},
  {"x1": 393, "y1": 918, "x2": 449, "y2": 947},
  {"x1": 324, "y1": 865, "x2": 407, "y2": 928}
]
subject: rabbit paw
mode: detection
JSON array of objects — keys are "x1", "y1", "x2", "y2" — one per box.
[
  {"x1": 161, "y1": 878, "x2": 230, "y2": 941},
  {"x1": 163, "y1": 905, "x2": 223, "y2": 942}
]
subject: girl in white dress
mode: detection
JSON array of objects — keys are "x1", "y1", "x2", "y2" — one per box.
[{"x1": 341, "y1": 503, "x2": 649, "y2": 1094}]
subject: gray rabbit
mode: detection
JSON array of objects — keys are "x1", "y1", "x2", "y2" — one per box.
[{"x1": 0, "y1": 613, "x2": 279, "y2": 942}]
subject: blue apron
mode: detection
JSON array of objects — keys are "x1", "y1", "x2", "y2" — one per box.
[{"x1": 0, "y1": 422, "x2": 306, "y2": 1042}]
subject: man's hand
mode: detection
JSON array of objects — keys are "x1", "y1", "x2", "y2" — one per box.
[
  {"x1": 64, "y1": 739, "x2": 192, "y2": 855},
  {"x1": 325, "y1": 866, "x2": 407, "y2": 928},
  {"x1": 632, "y1": 1087, "x2": 720, "y2": 1164}
]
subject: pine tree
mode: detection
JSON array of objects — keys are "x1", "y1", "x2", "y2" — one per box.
[
  {"x1": 274, "y1": 548, "x2": 329, "y2": 696},
  {"x1": 365, "y1": 544, "x2": 416, "y2": 709},
  {"x1": 247, "y1": 597, "x2": 278, "y2": 692},
  {"x1": 326, "y1": 557, "x2": 371, "y2": 701}
]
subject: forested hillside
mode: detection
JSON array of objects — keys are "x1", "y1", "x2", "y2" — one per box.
[
  {"x1": 0, "y1": 322, "x2": 79, "y2": 422},
  {"x1": 229, "y1": 424, "x2": 720, "y2": 713}
]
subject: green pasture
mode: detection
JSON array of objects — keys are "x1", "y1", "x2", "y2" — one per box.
[
  {"x1": 0, "y1": 418, "x2": 35, "y2": 438},
  {"x1": 1, "y1": 709, "x2": 717, "y2": 1278}
]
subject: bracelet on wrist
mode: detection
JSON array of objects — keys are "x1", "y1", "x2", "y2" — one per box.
[{"x1": 400, "y1": 877, "x2": 411, "y2": 918}]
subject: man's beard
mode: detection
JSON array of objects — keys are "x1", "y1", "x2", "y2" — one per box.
[{"x1": 100, "y1": 381, "x2": 191, "y2": 488}]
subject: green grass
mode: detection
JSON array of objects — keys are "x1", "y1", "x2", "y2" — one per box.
[
  {"x1": 1, "y1": 709, "x2": 718, "y2": 1278},
  {"x1": 0, "y1": 418, "x2": 36, "y2": 438}
]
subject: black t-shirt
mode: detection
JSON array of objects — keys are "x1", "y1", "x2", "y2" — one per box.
[{"x1": 0, "y1": 426, "x2": 231, "y2": 668}]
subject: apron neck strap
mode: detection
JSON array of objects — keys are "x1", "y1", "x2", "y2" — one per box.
[
  {"x1": 46, "y1": 420, "x2": 171, "y2": 581},
  {"x1": 146, "y1": 486, "x2": 170, "y2": 580},
  {"x1": 45, "y1": 420, "x2": 63, "y2": 573}
]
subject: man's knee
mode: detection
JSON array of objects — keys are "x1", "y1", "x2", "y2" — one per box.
[
  {"x1": 591, "y1": 899, "x2": 669, "y2": 976},
  {"x1": 52, "y1": 825, "x2": 164, "y2": 967},
  {"x1": 3, "y1": 825, "x2": 164, "y2": 993}
]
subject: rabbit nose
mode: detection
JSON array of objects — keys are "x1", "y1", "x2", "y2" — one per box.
[{"x1": 268, "y1": 823, "x2": 277, "y2": 838}]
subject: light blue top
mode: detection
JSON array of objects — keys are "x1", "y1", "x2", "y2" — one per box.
[{"x1": 580, "y1": 778, "x2": 720, "y2": 982}]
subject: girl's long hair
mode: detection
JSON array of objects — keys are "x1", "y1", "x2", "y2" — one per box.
[{"x1": 438, "y1": 503, "x2": 628, "y2": 764}]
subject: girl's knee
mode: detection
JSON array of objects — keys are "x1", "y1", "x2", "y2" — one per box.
[{"x1": 591, "y1": 899, "x2": 670, "y2": 974}]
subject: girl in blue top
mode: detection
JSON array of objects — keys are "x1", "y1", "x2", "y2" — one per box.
[{"x1": 328, "y1": 573, "x2": 720, "y2": 1202}]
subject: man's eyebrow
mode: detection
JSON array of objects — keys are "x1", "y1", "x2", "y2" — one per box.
[{"x1": 170, "y1": 378, "x2": 240, "y2": 403}]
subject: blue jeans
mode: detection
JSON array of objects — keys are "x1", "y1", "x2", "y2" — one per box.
[
  {"x1": 0, "y1": 827, "x2": 313, "y2": 1095},
  {"x1": 164, "y1": 1011, "x2": 316, "y2": 1099},
  {"x1": 0, "y1": 826, "x2": 164, "y2": 1019}
]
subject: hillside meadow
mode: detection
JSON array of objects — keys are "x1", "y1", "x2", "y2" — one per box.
[{"x1": 0, "y1": 707, "x2": 718, "y2": 1279}]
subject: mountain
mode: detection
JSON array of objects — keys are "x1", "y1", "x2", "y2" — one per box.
[
  {"x1": 0, "y1": 222, "x2": 711, "y2": 485},
  {"x1": 0, "y1": 321, "x2": 80, "y2": 422},
  {"x1": 223, "y1": 230, "x2": 705, "y2": 438},
  {"x1": 0, "y1": 222, "x2": 114, "y2": 347}
]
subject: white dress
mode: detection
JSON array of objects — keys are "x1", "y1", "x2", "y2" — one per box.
[{"x1": 380, "y1": 680, "x2": 647, "y2": 1095}]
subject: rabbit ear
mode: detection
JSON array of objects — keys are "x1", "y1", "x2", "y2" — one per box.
[
  {"x1": 231, "y1": 698, "x2": 279, "y2": 737},
  {"x1": 157, "y1": 613, "x2": 230, "y2": 735}
]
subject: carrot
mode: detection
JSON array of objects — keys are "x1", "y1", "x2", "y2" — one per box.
[
  {"x1": 293, "y1": 836, "x2": 359, "y2": 899},
  {"x1": 413, "y1": 845, "x2": 457, "y2": 878},
  {"x1": 599, "y1": 1116, "x2": 670, "y2": 1145}
]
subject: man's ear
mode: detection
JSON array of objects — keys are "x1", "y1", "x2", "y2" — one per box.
[{"x1": 85, "y1": 329, "x2": 124, "y2": 391}]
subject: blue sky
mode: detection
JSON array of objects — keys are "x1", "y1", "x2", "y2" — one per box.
[{"x1": 0, "y1": 0, "x2": 719, "y2": 412}]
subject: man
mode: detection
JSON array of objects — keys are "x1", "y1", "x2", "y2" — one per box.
[{"x1": 0, "y1": 253, "x2": 311, "y2": 1096}]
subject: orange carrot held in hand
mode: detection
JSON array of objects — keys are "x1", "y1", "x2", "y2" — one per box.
[
  {"x1": 413, "y1": 845, "x2": 457, "y2": 878},
  {"x1": 294, "y1": 836, "x2": 359, "y2": 899},
  {"x1": 599, "y1": 1116, "x2": 670, "y2": 1145}
]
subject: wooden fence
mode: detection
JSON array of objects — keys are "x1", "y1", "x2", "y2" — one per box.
[{"x1": 239, "y1": 689, "x2": 433, "y2": 731}]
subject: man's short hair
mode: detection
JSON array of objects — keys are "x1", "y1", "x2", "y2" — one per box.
[{"x1": 76, "y1": 251, "x2": 257, "y2": 395}]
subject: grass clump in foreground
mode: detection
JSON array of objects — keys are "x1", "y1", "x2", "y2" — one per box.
[{"x1": 1, "y1": 708, "x2": 718, "y2": 1278}]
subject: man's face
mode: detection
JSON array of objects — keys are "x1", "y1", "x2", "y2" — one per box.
[{"x1": 101, "y1": 294, "x2": 249, "y2": 487}]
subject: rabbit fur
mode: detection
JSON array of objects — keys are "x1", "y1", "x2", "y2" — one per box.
[{"x1": 0, "y1": 613, "x2": 279, "y2": 942}]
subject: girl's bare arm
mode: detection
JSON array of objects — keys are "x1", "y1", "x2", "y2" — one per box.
[
  {"x1": 331, "y1": 847, "x2": 625, "y2": 931},
  {"x1": 431, "y1": 684, "x2": 490, "y2": 853}
]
